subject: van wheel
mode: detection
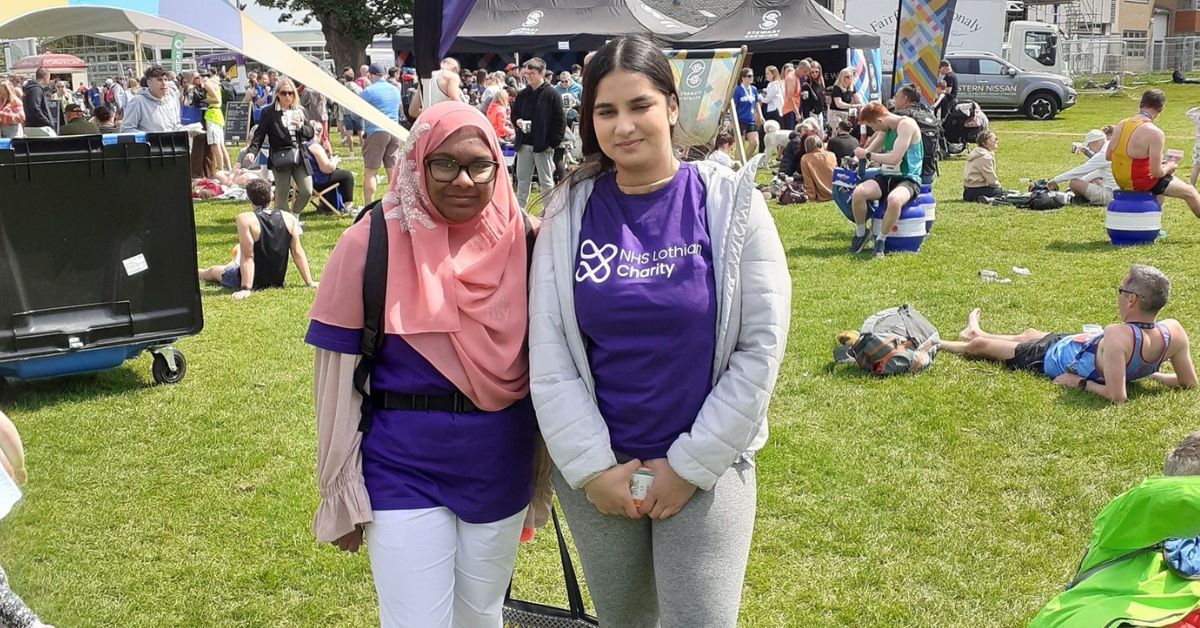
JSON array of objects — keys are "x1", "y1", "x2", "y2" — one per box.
[{"x1": 1024, "y1": 91, "x2": 1060, "y2": 120}]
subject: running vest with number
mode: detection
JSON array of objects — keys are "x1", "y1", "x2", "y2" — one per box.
[
  {"x1": 251, "y1": 209, "x2": 291, "y2": 290},
  {"x1": 1043, "y1": 322, "x2": 1172, "y2": 383},
  {"x1": 880, "y1": 127, "x2": 923, "y2": 185},
  {"x1": 1112, "y1": 114, "x2": 1156, "y2": 192}
]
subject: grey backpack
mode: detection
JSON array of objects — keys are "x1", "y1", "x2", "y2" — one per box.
[{"x1": 850, "y1": 305, "x2": 940, "y2": 376}]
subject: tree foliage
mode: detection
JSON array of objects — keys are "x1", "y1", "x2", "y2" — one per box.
[{"x1": 252, "y1": 0, "x2": 412, "y2": 70}]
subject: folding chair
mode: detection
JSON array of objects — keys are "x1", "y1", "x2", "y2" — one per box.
[{"x1": 310, "y1": 182, "x2": 344, "y2": 214}]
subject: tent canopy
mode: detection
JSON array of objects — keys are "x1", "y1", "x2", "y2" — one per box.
[
  {"x1": 0, "y1": 2, "x2": 407, "y2": 141},
  {"x1": 679, "y1": 0, "x2": 879, "y2": 53},
  {"x1": 11, "y1": 53, "x2": 87, "y2": 71},
  {"x1": 395, "y1": 0, "x2": 697, "y2": 54}
]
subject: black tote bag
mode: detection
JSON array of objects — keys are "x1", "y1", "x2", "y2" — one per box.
[{"x1": 503, "y1": 508, "x2": 598, "y2": 627}]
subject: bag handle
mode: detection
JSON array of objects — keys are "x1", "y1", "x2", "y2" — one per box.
[{"x1": 505, "y1": 507, "x2": 589, "y2": 618}]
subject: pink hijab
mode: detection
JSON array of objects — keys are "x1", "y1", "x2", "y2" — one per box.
[{"x1": 309, "y1": 101, "x2": 528, "y2": 411}]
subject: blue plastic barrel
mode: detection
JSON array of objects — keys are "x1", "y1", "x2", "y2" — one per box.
[
  {"x1": 917, "y1": 183, "x2": 936, "y2": 233},
  {"x1": 872, "y1": 198, "x2": 927, "y2": 253},
  {"x1": 1106, "y1": 191, "x2": 1161, "y2": 246},
  {"x1": 832, "y1": 167, "x2": 859, "y2": 222}
]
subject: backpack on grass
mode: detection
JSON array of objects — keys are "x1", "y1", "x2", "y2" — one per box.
[{"x1": 850, "y1": 305, "x2": 940, "y2": 375}]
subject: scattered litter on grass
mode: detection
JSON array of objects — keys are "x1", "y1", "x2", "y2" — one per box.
[
  {"x1": 979, "y1": 270, "x2": 999, "y2": 282},
  {"x1": 1012, "y1": 267, "x2": 1031, "y2": 276}
]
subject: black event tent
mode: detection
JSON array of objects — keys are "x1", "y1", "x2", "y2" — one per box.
[
  {"x1": 678, "y1": 0, "x2": 880, "y2": 52},
  {"x1": 394, "y1": 0, "x2": 698, "y2": 55}
]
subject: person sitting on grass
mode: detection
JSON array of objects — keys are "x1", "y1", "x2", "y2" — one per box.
[
  {"x1": 799, "y1": 134, "x2": 835, "y2": 202},
  {"x1": 940, "y1": 264, "x2": 1195, "y2": 404},
  {"x1": 197, "y1": 178, "x2": 317, "y2": 300},
  {"x1": 0, "y1": 410, "x2": 54, "y2": 628},
  {"x1": 1028, "y1": 431, "x2": 1200, "y2": 627},
  {"x1": 850, "y1": 102, "x2": 924, "y2": 257},
  {"x1": 57, "y1": 103, "x2": 99, "y2": 136},
  {"x1": 961, "y1": 131, "x2": 1004, "y2": 203},
  {"x1": 92, "y1": 105, "x2": 119, "y2": 134},
  {"x1": 1049, "y1": 129, "x2": 1116, "y2": 206},
  {"x1": 1107, "y1": 89, "x2": 1200, "y2": 218},
  {"x1": 706, "y1": 132, "x2": 735, "y2": 169}
]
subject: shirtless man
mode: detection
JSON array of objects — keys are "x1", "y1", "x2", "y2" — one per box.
[
  {"x1": 1107, "y1": 89, "x2": 1200, "y2": 217},
  {"x1": 940, "y1": 264, "x2": 1196, "y2": 404}
]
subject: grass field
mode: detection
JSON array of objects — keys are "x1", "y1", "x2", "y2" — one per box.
[{"x1": 3, "y1": 82, "x2": 1200, "y2": 627}]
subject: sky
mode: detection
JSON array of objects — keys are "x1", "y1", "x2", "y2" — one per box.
[{"x1": 240, "y1": 3, "x2": 315, "y2": 32}]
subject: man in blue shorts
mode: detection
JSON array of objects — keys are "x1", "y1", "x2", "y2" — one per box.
[{"x1": 939, "y1": 264, "x2": 1196, "y2": 403}]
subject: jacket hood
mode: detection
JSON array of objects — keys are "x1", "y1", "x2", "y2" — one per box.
[{"x1": 967, "y1": 146, "x2": 992, "y2": 162}]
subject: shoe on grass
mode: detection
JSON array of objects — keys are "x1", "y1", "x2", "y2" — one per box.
[
  {"x1": 848, "y1": 231, "x2": 870, "y2": 254},
  {"x1": 873, "y1": 238, "x2": 886, "y2": 258}
]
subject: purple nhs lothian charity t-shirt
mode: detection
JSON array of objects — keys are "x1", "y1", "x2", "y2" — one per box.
[
  {"x1": 305, "y1": 323, "x2": 534, "y2": 524},
  {"x1": 573, "y1": 162, "x2": 717, "y2": 461}
]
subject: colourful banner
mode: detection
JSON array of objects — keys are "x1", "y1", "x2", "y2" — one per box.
[
  {"x1": 665, "y1": 47, "x2": 746, "y2": 150},
  {"x1": 848, "y1": 47, "x2": 882, "y2": 104},
  {"x1": 170, "y1": 33, "x2": 184, "y2": 74},
  {"x1": 893, "y1": 0, "x2": 958, "y2": 104}
]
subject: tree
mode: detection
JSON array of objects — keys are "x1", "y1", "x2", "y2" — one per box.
[{"x1": 252, "y1": 0, "x2": 412, "y2": 74}]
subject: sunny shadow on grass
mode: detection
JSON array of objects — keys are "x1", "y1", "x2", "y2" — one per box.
[{"x1": 3, "y1": 84, "x2": 1200, "y2": 626}]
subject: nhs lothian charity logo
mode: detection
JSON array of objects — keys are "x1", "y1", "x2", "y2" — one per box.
[
  {"x1": 577, "y1": 239, "x2": 700, "y2": 283},
  {"x1": 576, "y1": 239, "x2": 618, "y2": 283}
]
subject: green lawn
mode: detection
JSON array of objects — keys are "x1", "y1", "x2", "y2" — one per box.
[{"x1": 3, "y1": 84, "x2": 1200, "y2": 627}]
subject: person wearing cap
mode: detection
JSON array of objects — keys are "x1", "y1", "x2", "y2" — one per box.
[
  {"x1": 57, "y1": 103, "x2": 100, "y2": 136},
  {"x1": 553, "y1": 71, "x2": 582, "y2": 127},
  {"x1": 504, "y1": 62, "x2": 522, "y2": 90},
  {"x1": 359, "y1": 62, "x2": 403, "y2": 205},
  {"x1": 1049, "y1": 128, "x2": 1116, "y2": 206}
]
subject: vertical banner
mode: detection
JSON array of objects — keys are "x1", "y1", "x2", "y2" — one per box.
[
  {"x1": 892, "y1": 0, "x2": 958, "y2": 103},
  {"x1": 847, "y1": 48, "x2": 882, "y2": 104},
  {"x1": 664, "y1": 47, "x2": 746, "y2": 150},
  {"x1": 171, "y1": 33, "x2": 184, "y2": 74}
]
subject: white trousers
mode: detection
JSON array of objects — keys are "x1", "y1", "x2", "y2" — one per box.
[
  {"x1": 366, "y1": 506, "x2": 527, "y2": 628},
  {"x1": 515, "y1": 144, "x2": 555, "y2": 209}
]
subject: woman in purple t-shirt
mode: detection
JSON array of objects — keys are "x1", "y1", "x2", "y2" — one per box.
[
  {"x1": 530, "y1": 35, "x2": 791, "y2": 627},
  {"x1": 306, "y1": 102, "x2": 550, "y2": 627}
]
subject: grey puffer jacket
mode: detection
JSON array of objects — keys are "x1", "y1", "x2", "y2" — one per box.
[{"x1": 529, "y1": 156, "x2": 792, "y2": 491}]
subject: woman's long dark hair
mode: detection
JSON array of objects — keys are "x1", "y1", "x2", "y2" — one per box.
[{"x1": 542, "y1": 34, "x2": 677, "y2": 216}]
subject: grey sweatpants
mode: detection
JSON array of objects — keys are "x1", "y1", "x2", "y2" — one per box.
[
  {"x1": 551, "y1": 459, "x2": 756, "y2": 628},
  {"x1": 515, "y1": 145, "x2": 555, "y2": 209}
]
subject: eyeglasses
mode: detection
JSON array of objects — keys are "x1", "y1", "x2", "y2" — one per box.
[
  {"x1": 277, "y1": 90, "x2": 296, "y2": 96},
  {"x1": 1117, "y1": 286, "x2": 1142, "y2": 298},
  {"x1": 425, "y1": 158, "x2": 500, "y2": 183}
]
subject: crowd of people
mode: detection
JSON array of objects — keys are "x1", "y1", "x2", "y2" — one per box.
[{"x1": 6, "y1": 30, "x2": 1200, "y2": 628}]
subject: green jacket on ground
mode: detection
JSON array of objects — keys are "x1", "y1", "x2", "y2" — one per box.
[{"x1": 1029, "y1": 476, "x2": 1200, "y2": 627}]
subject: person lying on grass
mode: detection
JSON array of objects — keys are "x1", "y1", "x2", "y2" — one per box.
[
  {"x1": 940, "y1": 264, "x2": 1195, "y2": 403},
  {"x1": 1028, "y1": 432, "x2": 1200, "y2": 627},
  {"x1": 0, "y1": 410, "x2": 54, "y2": 628},
  {"x1": 198, "y1": 178, "x2": 316, "y2": 300}
]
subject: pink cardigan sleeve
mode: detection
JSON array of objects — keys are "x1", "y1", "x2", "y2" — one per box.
[{"x1": 312, "y1": 348, "x2": 373, "y2": 543}]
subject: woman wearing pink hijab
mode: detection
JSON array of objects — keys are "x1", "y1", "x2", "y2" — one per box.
[{"x1": 306, "y1": 101, "x2": 549, "y2": 628}]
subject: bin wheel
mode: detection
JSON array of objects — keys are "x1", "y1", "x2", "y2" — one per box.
[{"x1": 151, "y1": 349, "x2": 187, "y2": 385}]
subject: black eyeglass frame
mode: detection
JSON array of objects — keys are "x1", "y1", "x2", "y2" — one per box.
[{"x1": 424, "y1": 158, "x2": 501, "y2": 184}]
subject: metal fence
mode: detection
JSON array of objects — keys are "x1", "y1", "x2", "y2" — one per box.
[
  {"x1": 1061, "y1": 38, "x2": 1126, "y2": 88},
  {"x1": 1149, "y1": 36, "x2": 1200, "y2": 73}
]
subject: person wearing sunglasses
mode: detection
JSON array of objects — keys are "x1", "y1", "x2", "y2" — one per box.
[
  {"x1": 940, "y1": 264, "x2": 1196, "y2": 403},
  {"x1": 244, "y1": 77, "x2": 314, "y2": 213},
  {"x1": 306, "y1": 101, "x2": 550, "y2": 627}
]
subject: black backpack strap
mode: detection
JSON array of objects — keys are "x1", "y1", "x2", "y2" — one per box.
[{"x1": 354, "y1": 201, "x2": 387, "y2": 434}]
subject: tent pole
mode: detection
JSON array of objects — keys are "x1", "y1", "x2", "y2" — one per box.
[
  {"x1": 134, "y1": 31, "x2": 144, "y2": 77},
  {"x1": 730, "y1": 98, "x2": 747, "y2": 165}
]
